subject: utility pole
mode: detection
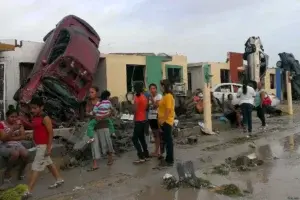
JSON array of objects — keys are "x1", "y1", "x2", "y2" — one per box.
[
  {"x1": 286, "y1": 71, "x2": 293, "y2": 115},
  {"x1": 203, "y1": 64, "x2": 212, "y2": 132}
]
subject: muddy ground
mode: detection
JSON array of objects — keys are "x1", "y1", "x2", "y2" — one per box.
[{"x1": 11, "y1": 110, "x2": 295, "y2": 200}]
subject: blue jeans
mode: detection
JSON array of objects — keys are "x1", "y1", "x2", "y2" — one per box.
[{"x1": 241, "y1": 103, "x2": 253, "y2": 133}]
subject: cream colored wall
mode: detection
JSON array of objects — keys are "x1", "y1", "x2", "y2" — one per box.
[
  {"x1": 264, "y1": 68, "x2": 276, "y2": 94},
  {"x1": 162, "y1": 55, "x2": 188, "y2": 89},
  {"x1": 105, "y1": 54, "x2": 146, "y2": 101},
  {"x1": 105, "y1": 54, "x2": 188, "y2": 101},
  {"x1": 208, "y1": 62, "x2": 230, "y2": 87}
]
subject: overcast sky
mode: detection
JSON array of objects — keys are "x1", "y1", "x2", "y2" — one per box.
[{"x1": 1, "y1": 0, "x2": 300, "y2": 65}]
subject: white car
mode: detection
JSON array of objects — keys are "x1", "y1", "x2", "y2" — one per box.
[{"x1": 211, "y1": 83, "x2": 280, "y2": 107}]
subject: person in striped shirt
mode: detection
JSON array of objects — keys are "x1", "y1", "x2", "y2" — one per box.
[{"x1": 86, "y1": 90, "x2": 112, "y2": 144}]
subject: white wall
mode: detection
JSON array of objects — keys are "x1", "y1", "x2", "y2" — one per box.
[
  {"x1": 0, "y1": 40, "x2": 44, "y2": 107},
  {"x1": 188, "y1": 66, "x2": 204, "y2": 92}
]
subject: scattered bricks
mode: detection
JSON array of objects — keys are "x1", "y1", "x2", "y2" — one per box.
[{"x1": 187, "y1": 136, "x2": 198, "y2": 145}]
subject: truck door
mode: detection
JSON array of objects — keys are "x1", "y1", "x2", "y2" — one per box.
[{"x1": 0, "y1": 63, "x2": 5, "y2": 120}]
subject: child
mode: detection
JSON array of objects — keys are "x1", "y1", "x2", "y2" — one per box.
[
  {"x1": 23, "y1": 97, "x2": 64, "y2": 199},
  {"x1": 86, "y1": 90, "x2": 115, "y2": 143}
]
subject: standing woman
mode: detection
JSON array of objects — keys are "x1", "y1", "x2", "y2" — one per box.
[
  {"x1": 148, "y1": 83, "x2": 162, "y2": 157},
  {"x1": 132, "y1": 82, "x2": 149, "y2": 164},
  {"x1": 158, "y1": 79, "x2": 175, "y2": 166},
  {"x1": 237, "y1": 80, "x2": 256, "y2": 137}
]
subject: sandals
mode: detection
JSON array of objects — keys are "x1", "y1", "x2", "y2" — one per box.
[
  {"x1": 87, "y1": 167, "x2": 99, "y2": 172},
  {"x1": 133, "y1": 159, "x2": 145, "y2": 164},
  {"x1": 87, "y1": 138, "x2": 95, "y2": 144},
  {"x1": 48, "y1": 179, "x2": 64, "y2": 189},
  {"x1": 22, "y1": 191, "x2": 32, "y2": 199}
]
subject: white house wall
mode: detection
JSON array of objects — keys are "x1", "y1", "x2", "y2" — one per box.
[{"x1": 0, "y1": 40, "x2": 44, "y2": 107}]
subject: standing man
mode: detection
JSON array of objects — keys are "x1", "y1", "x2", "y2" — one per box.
[{"x1": 255, "y1": 82, "x2": 267, "y2": 130}]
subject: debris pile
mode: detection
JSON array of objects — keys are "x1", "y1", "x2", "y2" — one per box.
[
  {"x1": 211, "y1": 184, "x2": 243, "y2": 197},
  {"x1": 162, "y1": 161, "x2": 245, "y2": 197},
  {"x1": 211, "y1": 155, "x2": 264, "y2": 175}
]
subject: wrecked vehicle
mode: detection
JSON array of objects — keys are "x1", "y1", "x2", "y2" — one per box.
[
  {"x1": 14, "y1": 15, "x2": 100, "y2": 128},
  {"x1": 276, "y1": 53, "x2": 300, "y2": 100}
]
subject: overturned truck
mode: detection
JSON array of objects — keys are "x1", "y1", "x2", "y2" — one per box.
[
  {"x1": 14, "y1": 15, "x2": 101, "y2": 129},
  {"x1": 276, "y1": 53, "x2": 300, "y2": 100}
]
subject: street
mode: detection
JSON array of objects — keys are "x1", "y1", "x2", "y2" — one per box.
[{"x1": 29, "y1": 112, "x2": 300, "y2": 200}]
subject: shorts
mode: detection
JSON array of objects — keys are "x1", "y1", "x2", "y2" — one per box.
[
  {"x1": 32, "y1": 145, "x2": 53, "y2": 172},
  {"x1": 149, "y1": 119, "x2": 159, "y2": 130},
  {"x1": 0, "y1": 143, "x2": 26, "y2": 158}
]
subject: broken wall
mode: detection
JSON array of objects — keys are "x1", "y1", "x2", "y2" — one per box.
[
  {"x1": 162, "y1": 55, "x2": 188, "y2": 91},
  {"x1": 0, "y1": 40, "x2": 44, "y2": 109},
  {"x1": 105, "y1": 54, "x2": 146, "y2": 101}
]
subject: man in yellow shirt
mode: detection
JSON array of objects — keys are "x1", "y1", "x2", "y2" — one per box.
[{"x1": 158, "y1": 79, "x2": 175, "y2": 166}]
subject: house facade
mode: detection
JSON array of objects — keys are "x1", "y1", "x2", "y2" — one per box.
[
  {"x1": 95, "y1": 53, "x2": 188, "y2": 101},
  {"x1": 188, "y1": 61, "x2": 276, "y2": 95}
]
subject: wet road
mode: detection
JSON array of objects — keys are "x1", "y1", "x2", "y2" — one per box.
[
  {"x1": 32, "y1": 114, "x2": 300, "y2": 200},
  {"x1": 137, "y1": 134, "x2": 300, "y2": 200}
]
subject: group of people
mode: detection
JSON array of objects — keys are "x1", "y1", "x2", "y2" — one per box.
[
  {"x1": 224, "y1": 81, "x2": 268, "y2": 137},
  {"x1": 0, "y1": 98, "x2": 64, "y2": 198},
  {"x1": 131, "y1": 80, "x2": 175, "y2": 166},
  {"x1": 0, "y1": 79, "x2": 176, "y2": 198}
]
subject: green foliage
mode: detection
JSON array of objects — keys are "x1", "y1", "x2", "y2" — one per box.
[{"x1": 0, "y1": 184, "x2": 28, "y2": 200}]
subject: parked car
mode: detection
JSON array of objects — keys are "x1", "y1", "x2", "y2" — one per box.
[
  {"x1": 211, "y1": 83, "x2": 280, "y2": 107},
  {"x1": 14, "y1": 15, "x2": 101, "y2": 128}
]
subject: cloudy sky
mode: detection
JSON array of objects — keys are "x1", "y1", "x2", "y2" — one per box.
[{"x1": 1, "y1": 0, "x2": 300, "y2": 65}]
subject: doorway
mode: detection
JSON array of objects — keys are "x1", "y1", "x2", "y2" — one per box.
[
  {"x1": 126, "y1": 65, "x2": 146, "y2": 93},
  {"x1": 19, "y1": 62, "x2": 34, "y2": 86}
]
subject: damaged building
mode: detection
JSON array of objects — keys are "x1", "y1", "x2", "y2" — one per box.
[
  {"x1": 0, "y1": 40, "x2": 188, "y2": 120},
  {"x1": 0, "y1": 40, "x2": 44, "y2": 119}
]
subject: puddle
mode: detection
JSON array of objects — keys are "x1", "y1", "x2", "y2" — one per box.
[{"x1": 138, "y1": 133, "x2": 300, "y2": 200}]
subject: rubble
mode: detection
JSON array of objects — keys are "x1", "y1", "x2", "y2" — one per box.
[
  {"x1": 210, "y1": 154, "x2": 264, "y2": 175},
  {"x1": 212, "y1": 184, "x2": 243, "y2": 197},
  {"x1": 162, "y1": 161, "x2": 245, "y2": 197}
]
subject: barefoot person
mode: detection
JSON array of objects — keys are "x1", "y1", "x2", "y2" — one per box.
[
  {"x1": 23, "y1": 97, "x2": 64, "y2": 198},
  {"x1": 158, "y1": 79, "x2": 175, "y2": 166},
  {"x1": 148, "y1": 83, "x2": 162, "y2": 157}
]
